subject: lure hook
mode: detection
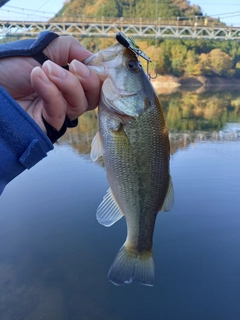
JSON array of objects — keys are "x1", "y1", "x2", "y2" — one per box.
[
  {"x1": 148, "y1": 72, "x2": 158, "y2": 80},
  {"x1": 147, "y1": 61, "x2": 157, "y2": 80}
]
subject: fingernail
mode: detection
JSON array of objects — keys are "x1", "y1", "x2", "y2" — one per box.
[
  {"x1": 44, "y1": 60, "x2": 65, "y2": 78},
  {"x1": 35, "y1": 66, "x2": 50, "y2": 84},
  {"x1": 71, "y1": 59, "x2": 90, "y2": 78}
]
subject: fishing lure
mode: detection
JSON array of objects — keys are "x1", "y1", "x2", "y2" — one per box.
[
  {"x1": 116, "y1": 32, "x2": 157, "y2": 79},
  {"x1": 116, "y1": 32, "x2": 151, "y2": 62}
]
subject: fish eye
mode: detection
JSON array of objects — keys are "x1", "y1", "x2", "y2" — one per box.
[{"x1": 127, "y1": 60, "x2": 141, "y2": 73}]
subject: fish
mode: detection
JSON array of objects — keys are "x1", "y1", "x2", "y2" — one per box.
[{"x1": 84, "y1": 37, "x2": 174, "y2": 286}]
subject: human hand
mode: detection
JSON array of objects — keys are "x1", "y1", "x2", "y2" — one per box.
[{"x1": 0, "y1": 36, "x2": 101, "y2": 133}]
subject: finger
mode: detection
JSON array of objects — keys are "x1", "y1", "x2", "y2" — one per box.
[
  {"x1": 42, "y1": 60, "x2": 91, "y2": 120},
  {"x1": 31, "y1": 66, "x2": 67, "y2": 131},
  {"x1": 43, "y1": 36, "x2": 92, "y2": 66},
  {"x1": 69, "y1": 59, "x2": 101, "y2": 111}
]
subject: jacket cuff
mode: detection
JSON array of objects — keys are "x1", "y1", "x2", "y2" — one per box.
[
  {"x1": 0, "y1": 87, "x2": 53, "y2": 194},
  {"x1": 0, "y1": 31, "x2": 59, "y2": 61}
]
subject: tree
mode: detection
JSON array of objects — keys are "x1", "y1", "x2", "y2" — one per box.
[
  {"x1": 144, "y1": 45, "x2": 168, "y2": 74},
  {"x1": 199, "y1": 53, "x2": 213, "y2": 76},
  {"x1": 96, "y1": 0, "x2": 119, "y2": 17},
  {"x1": 209, "y1": 49, "x2": 234, "y2": 77},
  {"x1": 184, "y1": 50, "x2": 201, "y2": 76},
  {"x1": 171, "y1": 44, "x2": 188, "y2": 76},
  {"x1": 235, "y1": 61, "x2": 240, "y2": 78}
]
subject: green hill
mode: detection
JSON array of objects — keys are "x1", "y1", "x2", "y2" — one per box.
[{"x1": 57, "y1": 0, "x2": 203, "y2": 19}]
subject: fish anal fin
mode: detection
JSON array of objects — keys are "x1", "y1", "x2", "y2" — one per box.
[
  {"x1": 97, "y1": 188, "x2": 123, "y2": 227},
  {"x1": 162, "y1": 175, "x2": 174, "y2": 212},
  {"x1": 108, "y1": 245, "x2": 154, "y2": 286},
  {"x1": 90, "y1": 131, "x2": 103, "y2": 162}
]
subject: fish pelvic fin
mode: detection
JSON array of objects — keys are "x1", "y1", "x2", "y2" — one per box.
[
  {"x1": 108, "y1": 245, "x2": 154, "y2": 286},
  {"x1": 97, "y1": 188, "x2": 124, "y2": 227},
  {"x1": 90, "y1": 131, "x2": 103, "y2": 162},
  {"x1": 162, "y1": 175, "x2": 174, "y2": 212}
]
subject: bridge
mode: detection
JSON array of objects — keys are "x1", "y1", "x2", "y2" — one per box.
[{"x1": 1, "y1": 17, "x2": 240, "y2": 41}]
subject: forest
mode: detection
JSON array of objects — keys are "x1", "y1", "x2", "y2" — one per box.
[{"x1": 59, "y1": 0, "x2": 240, "y2": 78}]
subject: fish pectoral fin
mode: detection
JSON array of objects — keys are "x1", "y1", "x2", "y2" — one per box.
[
  {"x1": 162, "y1": 175, "x2": 174, "y2": 212},
  {"x1": 97, "y1": 188, "x2": 124, "y2": 227},
  {"x1": 90, "y1": 131, "x2": 103, "y2": 162}
]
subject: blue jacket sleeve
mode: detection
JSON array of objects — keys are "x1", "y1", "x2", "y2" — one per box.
[{"x1": 0, "y1": 86, "x2": 53, "y2": 195}]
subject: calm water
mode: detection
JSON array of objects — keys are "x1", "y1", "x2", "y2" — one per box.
[{"x1": 1, "y1": 90, "x2": 240, "y2": 320}]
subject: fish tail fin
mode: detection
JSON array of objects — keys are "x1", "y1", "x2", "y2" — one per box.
[{"x1": 108, "y1": 245, "x2": 154, "y2": 286}]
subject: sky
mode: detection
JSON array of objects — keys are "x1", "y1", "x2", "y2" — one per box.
[
  {"x1": 0, "y1": 0, "x2": 240, "y2": 26},
  {"x1": 0, "y1": 0, "x2": 64, "y2": 21},
  {"x1": 195, "y1": 0, "x2": 240, "y2": 26}
]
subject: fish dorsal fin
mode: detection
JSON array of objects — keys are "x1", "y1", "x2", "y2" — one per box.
[
  {"x1": 97, "y1": 188, "x2": 124, "y2": 227},
  {"x1": 90, "y1": 131, "x2": 103, "y2": 162},
  {"x1": 162, "y1": 176, "x2": 174, "y2": 212}
]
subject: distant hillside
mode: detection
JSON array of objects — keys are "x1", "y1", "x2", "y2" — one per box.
[
  {"x1": 54, "y1": 0, "x2": 240, "y2": 80},
  {"x1": 57, "y1": 0, "x2": 203, "y2": 19}
]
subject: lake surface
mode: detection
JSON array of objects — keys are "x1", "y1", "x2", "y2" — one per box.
[{"x1": 1, "y1": 89, "x2": 240, "y2": 320}]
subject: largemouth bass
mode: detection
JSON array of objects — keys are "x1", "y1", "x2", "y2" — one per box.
[{"x1": 85, "y1": 36, "x2": 174, "y2": 286}]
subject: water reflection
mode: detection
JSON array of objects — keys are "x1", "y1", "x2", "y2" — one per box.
[
  {"x1": 60, "y1": 110, "x2": 98, "y2": 156},
  {"x1": 0, "y1": 89, "x2": 240, "y2": 319},
  {"x1": 162, "y1": 90, "x2": 240, "y2": 132},
  {"x1": 60, "y1": 90, "x2": 240, "y2": 155}
]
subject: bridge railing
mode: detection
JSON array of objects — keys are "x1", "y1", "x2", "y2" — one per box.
[
  {"x1": 0, "y1": 16, "x2": 227, "y2": 28},
  {"x1": 50, "y1": 16, "x2": 224, "y2": 27}
]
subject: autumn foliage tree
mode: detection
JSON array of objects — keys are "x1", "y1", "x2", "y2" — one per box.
[
  {"x1": 209, "y1": 49, "x2": 234, "y2": 77},
  {"x1": 198, "y1": 49, "x2": 235, "y2": 77}
]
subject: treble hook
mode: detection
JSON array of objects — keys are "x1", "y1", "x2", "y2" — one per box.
[{"x1": 147, "y1": 61, "x2": 157, "y2": 80}]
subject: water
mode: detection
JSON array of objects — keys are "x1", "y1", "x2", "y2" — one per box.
[{"x1": 1, "y1": 90, "x2": 240, "y2": 320}]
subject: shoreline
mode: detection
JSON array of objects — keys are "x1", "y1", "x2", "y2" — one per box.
[{"x1": 151, "y1": 75, "x2": 240, "y2": 94}]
